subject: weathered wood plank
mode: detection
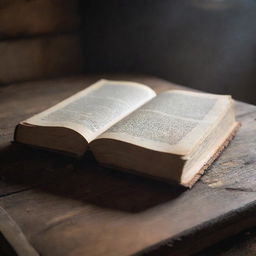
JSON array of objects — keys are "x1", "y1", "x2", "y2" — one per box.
[
  {"x1": 0, "y1": 34, "x2": 84, "y2": 84},
  {"x1": 0, "y1": 75, "x2": 255, "y2": 256},
  {"x1": 0, "y1": 206, "x2": 39, "y2": 256},
  {"x1": 0, "y1": 0, "x2": 79, "y2": 39},
  {"x1": 197, "y1": 227, "x2": 256, "y2": 256}
]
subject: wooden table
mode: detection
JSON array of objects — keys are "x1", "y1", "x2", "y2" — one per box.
[{"x1": 0, "y1": 75, "x2": 256, "y2": 256}]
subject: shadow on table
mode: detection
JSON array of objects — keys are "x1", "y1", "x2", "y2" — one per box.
[{"x1": 0, "y1": 144, "x2": 186, "y2": 213}]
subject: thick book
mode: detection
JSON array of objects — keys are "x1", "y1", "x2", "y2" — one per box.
[{"x1": 14, "y1": 79, "x2": 239, "y2": 187}]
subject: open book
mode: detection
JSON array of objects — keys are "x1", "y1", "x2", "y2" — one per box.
[{"x1": 14, "y1": 79, "x2": 239, "y2": 187}]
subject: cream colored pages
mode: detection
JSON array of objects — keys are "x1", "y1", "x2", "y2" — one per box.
[
  {"x1": 23, "y1": 80, "x2": 156, "y2": 142},
  {"x1": 96, "y1": 90, "x2": 232, "y2": 155}
]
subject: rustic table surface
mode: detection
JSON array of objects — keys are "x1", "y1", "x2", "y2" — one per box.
[{"x1": 0, "y1": 75, "x2": 256, "y2": 256}]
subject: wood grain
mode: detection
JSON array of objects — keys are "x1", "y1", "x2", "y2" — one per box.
[{"x1": 0, "y1": 75, "x2": 255, "y2": 256}]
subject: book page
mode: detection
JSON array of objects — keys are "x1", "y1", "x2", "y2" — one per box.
[
  {"x1": 24, "y1": 80, "x2": 156, "y2": 142},
  {"x1": 97, "y1": 90, "x2": 232, "y2": 155}
]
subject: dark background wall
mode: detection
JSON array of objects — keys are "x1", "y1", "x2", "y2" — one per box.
[{"x1": 80, "y1": 0, "x2": 256, "y2": 104}]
